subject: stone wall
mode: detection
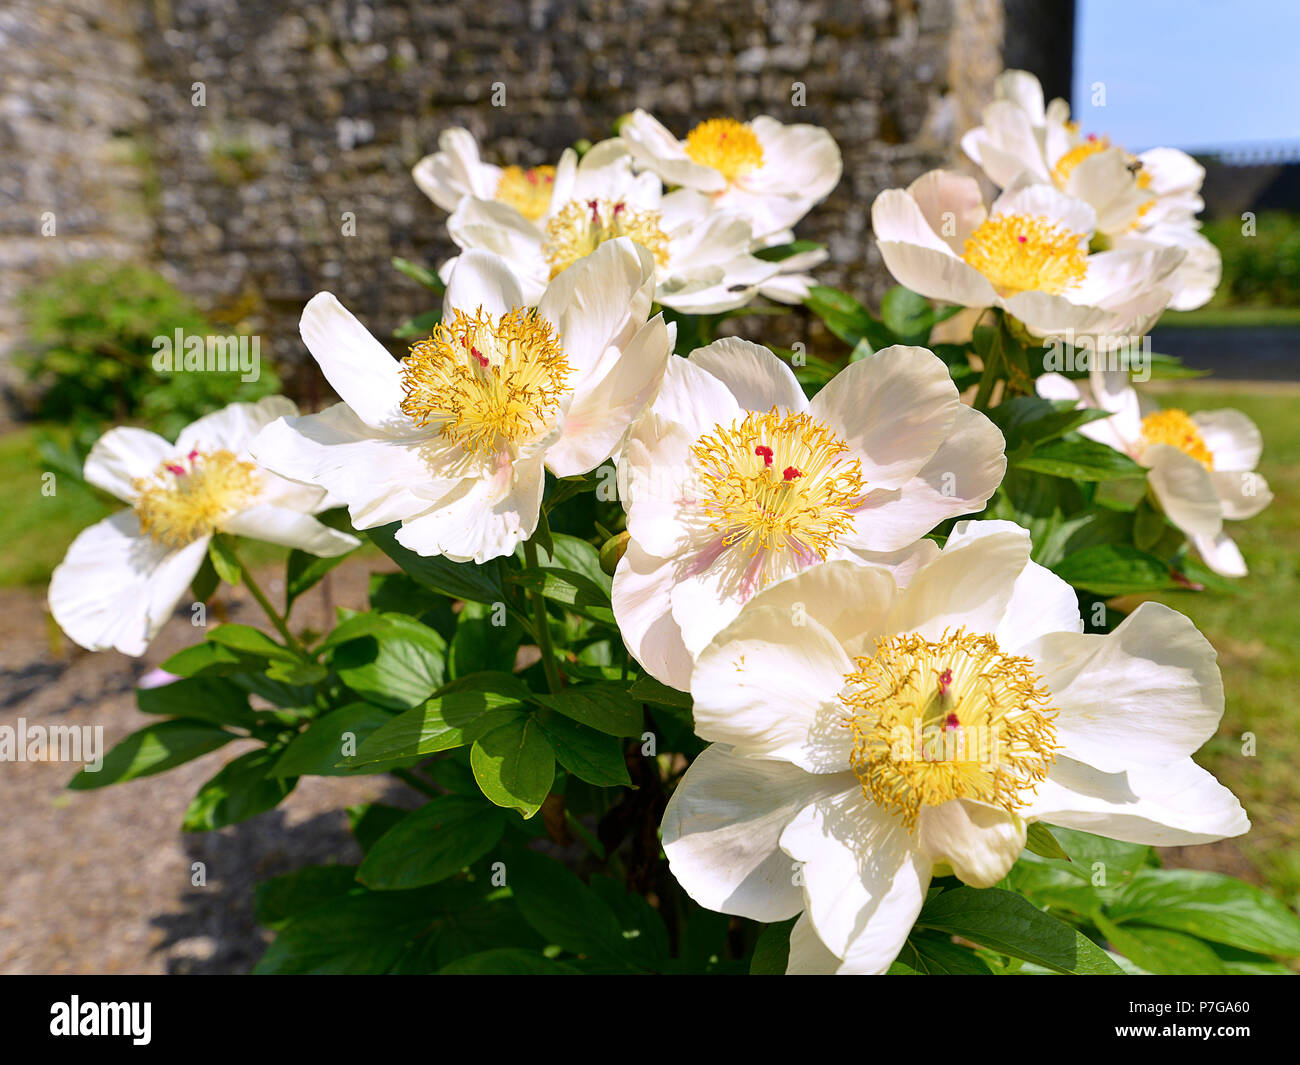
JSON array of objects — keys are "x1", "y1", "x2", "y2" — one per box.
[{"x1": 3, "y1": 0, "x2": 1073, "y2": 400}]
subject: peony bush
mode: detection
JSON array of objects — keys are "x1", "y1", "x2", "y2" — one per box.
[{"x1": 50, "y1": 70, "x2": 1300, "y2": 975}]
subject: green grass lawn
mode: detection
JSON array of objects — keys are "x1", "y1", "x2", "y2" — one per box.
[
  {"x1": 1160, "y1": 306, "x2": 1300, "y2": 329},
  {"x1": 1135, "y1": 387, "x2": 1300, "y2": 906}
]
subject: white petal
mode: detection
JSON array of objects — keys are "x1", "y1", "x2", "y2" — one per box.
[
  {"x1": 546, "y1": 312, "x2": 672, "y2": 479},
  {"x1": 249, "y1": 405, "x2": 455, "y2": 530},
  {"x1": 918, "y1": 800, "x2": 1026, "y2": 888},
  {"x1": 808, "y1": 345, "x2": 960, "y2": 490},
  {"x1": 411, "y1": 127, "x2": 499, "y2": 211},
  {"x1": 780, "y1": 786, "x2": 930, "y2": 974},
  {"x1": 49, "y1": 512, "x2": 208, "y2": 657},
  {"x1": 83, "y1": 427, "x2": 173, "y2": 503},
  {"x1": 1192, "y1": 409, "x2": 1262, "y2": 472},
  {"x1": 1028, "y1": 601, "x2": 1223, "y2": 772},
  {"x1": 618, "y1": 109, "x2": 724, "y2": 191},
  {"x1": 221, "y1": 505, "x2": 359, "y2": 557},
  {"x1": 176, "y1": 395, "x2": 299, "y2": 455},
  {"x1": 444, "y1": 248, "x2": 528, "y2": 319},
  {"x1": 298, "y1": 294, "x2": 407, "y2": 432},
  {"x1": 885, "y1": 525, "x2": 1031, "y2": 640},
  {"x1": 1211, "y1": 469, "x2": 1272, "y2": 520},
  {"x1": 645, "y1": 353, "x2": 743, "y2": 439},
  {"x1": 662, "y1": 745, "x2": 847, "y2": 922},
  {"x1": 786, "y1": 912, "x2": 842, "y2": 975},
  {"x1": 906, "y1": 169, "x2": 987, "y2": 252},
  {"x1": 1145, "y1": 444, "x2": 1223, "y2": 538},
  {"x1": 844, "y1": 403, "x2": 1006, "y2": 552},
  {"x1": 394, "y1": 452, "x2": 544, "y2": 563},
  {"x1": 610, "y1": 540, "x2": 695, "y2": 692},
  {"x1": 686, "y1": 337, "x2": 806, "y2": 414},
  {"x1": 992, "y1": 178, "x2": 1096, "y2": 237},
  {"x1": 690, "y1": 603, "x2": 856, "y2": 773},
  {"x1": 1191, "y1": 530, "x2": 1248, "y2": 578},
  {"x1": 1028, "y1": 755, "x2": 1248, "y2": 845}
]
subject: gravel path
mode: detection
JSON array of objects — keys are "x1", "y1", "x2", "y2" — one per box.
[{"x1": 0, "y1": 560, "x2": 423, "y2": 975}]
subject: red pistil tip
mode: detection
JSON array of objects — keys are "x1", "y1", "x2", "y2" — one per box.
[
  {"x1": 165, "y1": 463, "x2": 186, "y2": 476},
  {"x1": 754, "y1": 445, "x2": 773, "y2": 467},
  {"x1": 944, "y1": 712, "x2": 961, "y2": 730},
  {"x1": 782, "y1": 466, "x2": 802, "y2": 481}
]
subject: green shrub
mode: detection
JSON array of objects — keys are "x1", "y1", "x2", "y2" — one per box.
[
  {"x1": 1203, "y1": 210, "x2": 1300, "y2": 308},
  {"x1": 17, "y1": 260, "x2": 279, "y2": 439}
]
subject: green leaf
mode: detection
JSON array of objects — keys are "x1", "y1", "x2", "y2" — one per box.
[
  {"x1": 190, "y1": 553, "x2": 219, "y2": 602},
  {"x1": 753, "y1": 239, "x2": 824, "y2": 263},
  {"x1": 368, "y1": 522, "x2": 507, "y2": 603},
  {"x1": 286, "y1": 548, "x2": 351, "y2": 609},
  {"x1": 1052, "y1": 544, "x2": 1180, "y2": 596},
  {"x1": 510, "y1": 567, "x2": 615, "y2": 625},
  {"x1": 918, "y1": 887, "x2": 1124, "y2": 974},
  {"x1": 1013, "y1": 438, "x2": 1147, "y2": 481},
  {"x1": 182, "y1": 747, "x2": 296, "y2": 831},
  {"x1": 534, "y1": 532, "x2": 613, "y2": 593},
  {"x1": 136, "y1": 675, "x2": 258, "y2": 728},
  {"x1": 358, "y1": 795, "x2": 506, "y2": 890},
  {"x1": 347, "y1": 803, "x2": 412, "y2": 854},
  {"x1": 254, "y1": 865, "x2": 364, "y2": 930},
  {"x1": 351, "y1": 689, "x2": 528, "y2": 765},
  {"x1": 161, "y1": 640, "x2": 261, "y2": 678},
  {"x1": 392, "y1": 256, "x2": 446, "y2": 292},
  {"x1": 470, "y1": 716, "x2": 555, "y2": 818},
  {"x1": 1107, "y1": 870, "x2": 1300, "y2": 956},
  {"x1": 589, "y1": 876, "x2": 671, "y2": 969},
  {"x1": 270, "y1": 703, "x2": 397, "y2": 777},
  {"x1": 749, "y1": 918, "x2": 796, "y2": 974},
  {"x1": 535, "y1": 711, "x2": 632, "y2": 786},
  {"x1": 207, "y1": 623, "x2": 297, "y2": 661},
  {"x1": 533, "y1": 682, "x2": 644, "y2": 737},
  {"x1": 628, "y1": 674, "x2": 691, "y2": 710},
  {"x1": 507, "y1": 849, "x2": 637, "y2": 966},
  {"x1": 803, "y1": 284, "x2": 893, "y2": 351},
  {"x1": 208, "y1": 534, "x2": 242, "y2": 585},
  {"x1": 895, "y1": 931, "x2": 995, "y2": 974},
  {"x1": 987, "y1": 396, "x2": 1115, "y2": 450},
  {"x1": 393, "y1": 309, "x2": 443, "y2": 339},
  {"x1": 438, "y1": 949, "x2": 581, "y2": 974},
  {"x1": 880, "y1": 286, "x2": 934, "y2": 344},
  {"x1": 1093, "y1": 913, "x2": 1227, "y2": 974},
  {"x1": 1025, "y1": 822, "x2": 1072, "y2": 862},
  {"x1": 332, "y1": 613, "x2": 448, "y2": 710},
  {"x1": 449, "y1": 600, "x2": 524, "y2": 678},
  {"x1": 69, "y1": 720, "x2": 235, "y2": 789}
]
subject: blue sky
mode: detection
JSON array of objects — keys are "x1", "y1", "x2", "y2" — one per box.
[{"x1": 1072, "y1": 0, "x2": 1300, "y2": 153}]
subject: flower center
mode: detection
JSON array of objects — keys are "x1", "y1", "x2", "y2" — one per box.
[
  {"x1": 1140, "y1": 409, "x2": 1214, "y2": 469},
  {"x1": 543, "y1": 198, "x2": 670, "y2": 279},
  {"x1": 683, "y1": 118, "x2": 764, "y2": 182},
  {"x1": 494, "y1": 165, "x2": 556, "y2": 222},
  {"x1": 132, "y1": 449, "x2": 260, "y2": 549},
  {"x1": 691, "y1": 409, "x2": 865, "y2": 582},
  {"x1": 842, "y1": 630, "x2": 1058, "y2": 829},
  {"x1": 400, "y1": 305, "x2": 572, "y2": 455},
  {"x1": 962, "y1": 214, "x2": 1089, "y2": 296}
]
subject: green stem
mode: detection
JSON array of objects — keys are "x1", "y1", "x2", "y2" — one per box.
[
  {"x1": 522, "y1": 537, "x2": 564, "y2": 693},
  {"x1": 971, "y1": 308, "x2": 1002, "y2": 412},
  {"x1": 232, "y1": 546, "x2": 307, "y2": 656}
]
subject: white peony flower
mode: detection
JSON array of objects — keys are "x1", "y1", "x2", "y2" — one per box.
[
  {"x1": 612, "y1": 340, "x2": 1006, "y2": 691},
  {"x1": 1037, "y1": 370, "x2": 1272, "y2": 576},
  {"x1": 618, "y1": 111, "x2": 842, "y2": 241},
  {"x1": 960, "y1": 70, "x2": 1220, "y2": 310},
  {"x1": 412, "y1": 126, "x2": 571, "y2": 222},
  {"x1": 440, "y1": 140, "x2": 779, "y2": 313},
  {"x1": 872, "y1": 170, "x2": 1186, "y2": 338},
  {"x1": 250, "y1": 239, "x2": 672, "y2": 564},
  {"x1": 751, "y1": 228, "x2": 831, "y2": 305},
  {"x1": 49, "y1": 397, "x2": 360, "y2": 657},
  {"x1": 662, "y1": 519, "x2": 1248, "y2": 974}
]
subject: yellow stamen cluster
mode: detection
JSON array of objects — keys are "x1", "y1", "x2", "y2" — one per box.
[
  {"x1": 401, "y1": 305, "x2": 572, "y2": 455},
  {"x1": 683, "y1": 118, "x2": 764, "y2": 182},
  {"x1": 495, "y1": 165, "x2": 556, "y2": 221},
  {"x1": 133, "y1": 450, "x2": 260, "y2": 549},
  {"x1": 962, "y1": 214, "x2": 1089, "y2": 296},
  {"x1": 1140, "y1": 409, "x2": 1214, "y2": 469},
  {"x1": 1051, "y1": 137, "x2": 1111, "y2": 188},
  {"x1": 842, "y1": 630, "x2": 1058, "y2": 829},
  {"x1": 691, "y1": 409, "x2": 865, "y2": 585},
  {"x1": 543, "y1": 198, "x2": 670, "y2": 279}
]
